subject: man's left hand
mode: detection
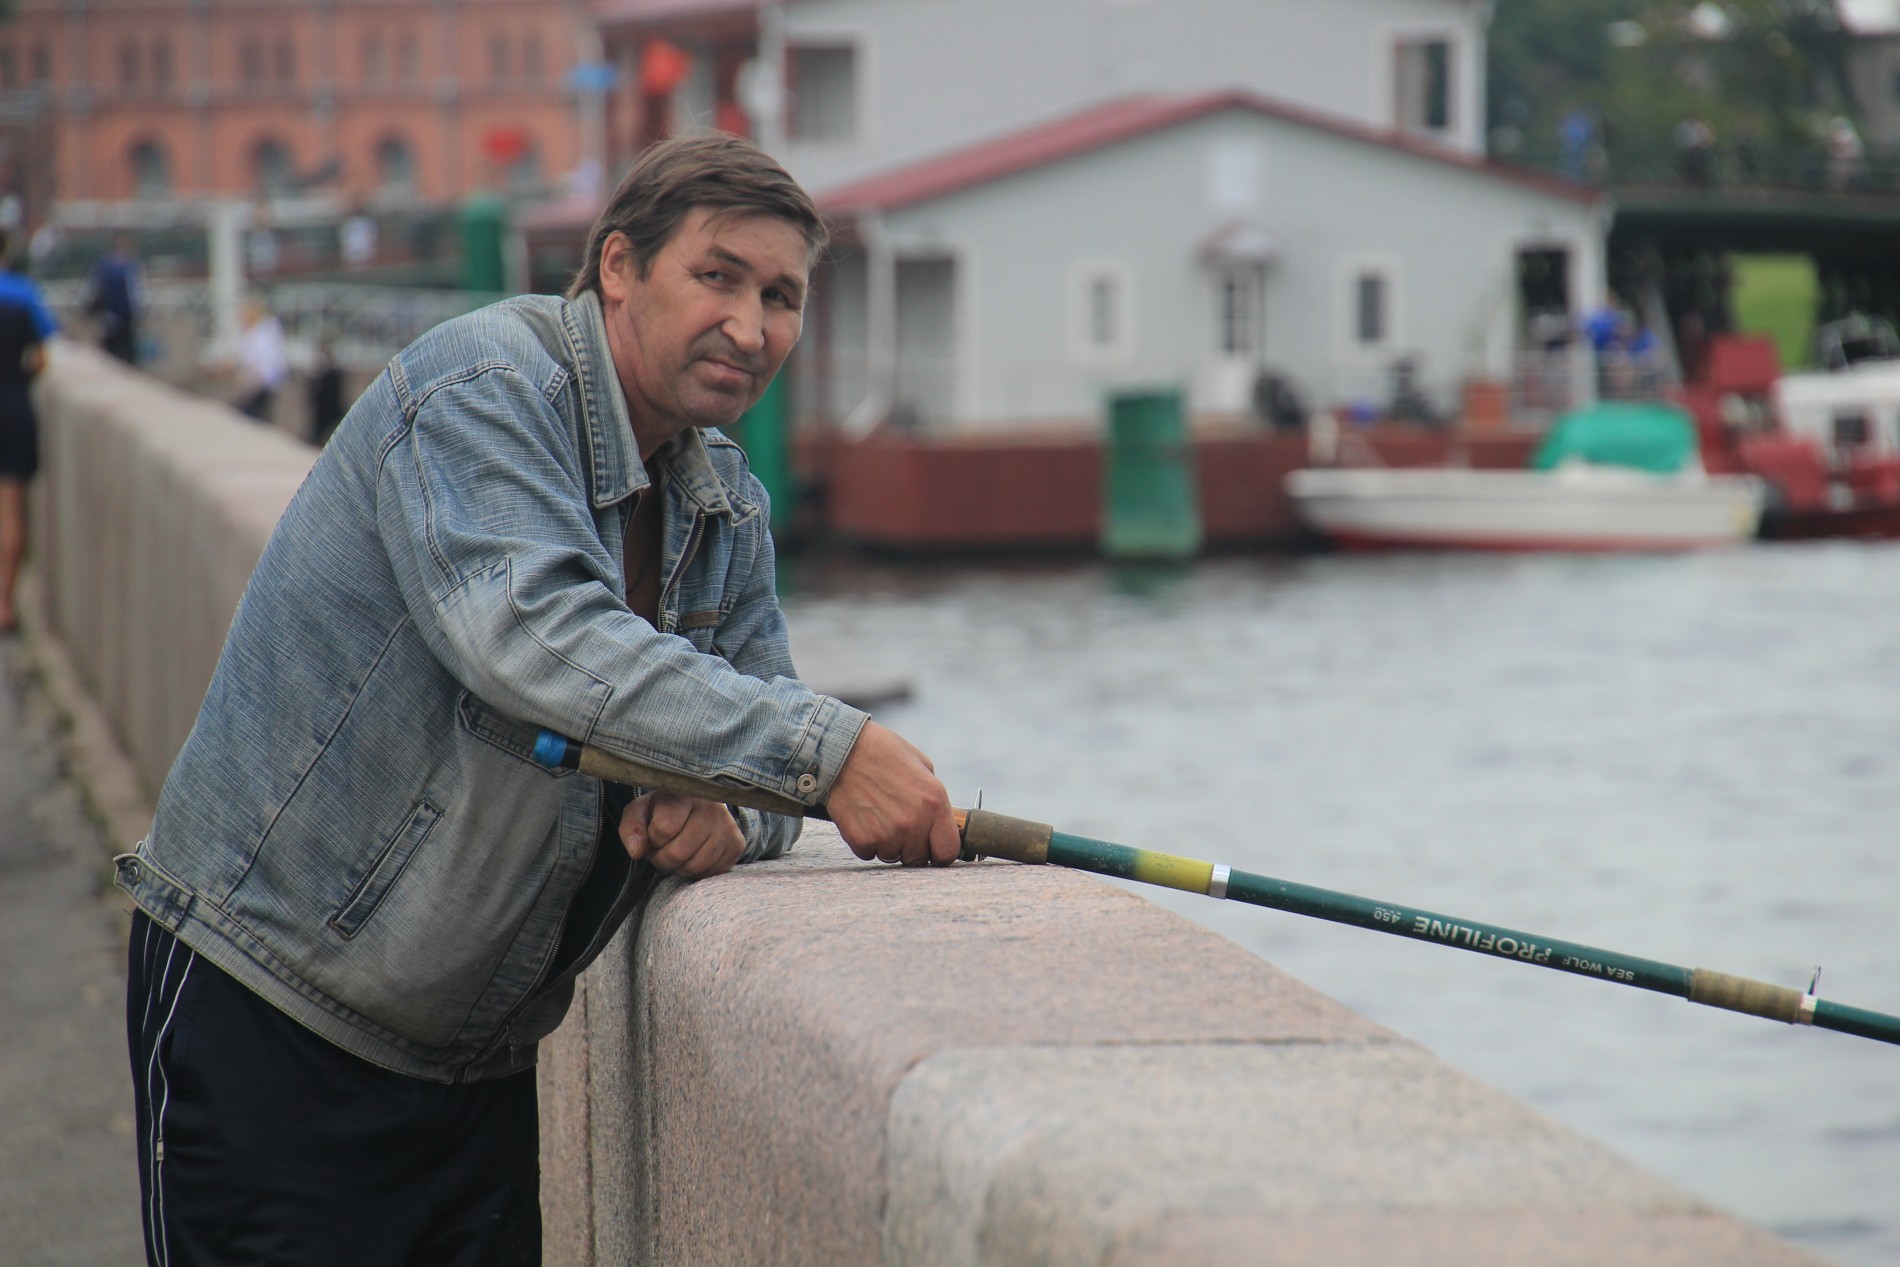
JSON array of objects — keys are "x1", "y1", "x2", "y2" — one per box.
[{"x1": 619, "y1": 792, "x2": 745, "y2": 879}]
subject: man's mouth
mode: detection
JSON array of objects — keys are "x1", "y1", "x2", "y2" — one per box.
[{"x1": 699, "y1": 358, "x2": 756, "y2": 389}]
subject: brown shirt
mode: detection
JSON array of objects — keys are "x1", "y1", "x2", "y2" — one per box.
[{"x1": 622, "y1": 483, "x2": 662, "y2": 627}]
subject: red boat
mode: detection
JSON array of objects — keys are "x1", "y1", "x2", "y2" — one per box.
[{"x1": 1680, "y1": 324, "x2": 1900, "y2": 540}]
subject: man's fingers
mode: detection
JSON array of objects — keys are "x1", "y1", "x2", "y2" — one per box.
[
  {"x1": 617, "y1": 796, "x2": 653, "y2": 860},
  {"x1": 640, "y1": 796, "x2": 744, "y2": 879},
  {"x1": 927, "y1": 811, "x2": 962, "y2": 867}
]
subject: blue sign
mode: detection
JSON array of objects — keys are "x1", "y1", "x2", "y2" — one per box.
[{"x1": 567, "y1": 63, "x2": 618, "y2": 94}]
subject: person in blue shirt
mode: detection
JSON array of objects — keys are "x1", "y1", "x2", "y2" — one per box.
[
  {"x1": 0, "y1": 227, "x2": 58, "y2": 634},
  {"x1": 85, "y1": 233, "x2": 142, "y2": 364}
]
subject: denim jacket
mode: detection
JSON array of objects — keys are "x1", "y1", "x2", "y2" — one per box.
[{"x1": 116, "y1": 291, "x2": 867, "y2": 1083}]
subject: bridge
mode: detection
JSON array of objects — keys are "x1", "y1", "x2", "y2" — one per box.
[{"x1": 1507, "y1": 136, "x2": 1900, "y2": 365}]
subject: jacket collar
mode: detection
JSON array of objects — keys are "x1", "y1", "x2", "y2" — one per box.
[{"x1": 564, "y1": 289, "x2": 736, "y2": 519}]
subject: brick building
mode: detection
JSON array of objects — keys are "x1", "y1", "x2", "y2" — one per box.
[{"x1": 0, "y1": 0, "x2": 603, "y2": 219}]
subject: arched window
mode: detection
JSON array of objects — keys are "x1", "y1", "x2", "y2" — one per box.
[
  {"x1": 397, "y1": 33, "x2": 419, "y2": 83},
  {"x1": 118, "y1": 38, "x2": 140, "y2": 89},
  {"x1": 252, "y1": 137, "x2": 294, "y2": 194},
  {"x1": 152, "y1": 38, "x2": 173, "y2": 89},
  {"x1": 274, "y1": 38, "x2": 296, "y2": 84},
  {"x1": 375, "y1": 134, "x2": 417, "y2": 196},
  {"x1": 362, "y1": 33, "x2": 386, "y2": 86},
  {"x1": 489, "y1": 33, "x2": 509, "y2": 81},
  {"x1": 130, "y1": 139, "x2": 171, "y2": 197},
  {"x1": 522, "y1": 34, "x2": 543, "y2": 83}
]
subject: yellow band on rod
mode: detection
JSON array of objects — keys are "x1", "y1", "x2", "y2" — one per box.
[{"x1": 1130, "y1": 850, "x2": 1217, "y2": 895}]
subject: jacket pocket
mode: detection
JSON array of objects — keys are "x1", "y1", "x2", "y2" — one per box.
[
  {"x1": 329, "y1": 800, "x2": 443, "y2": 939},
  {"x1": 457, "y1": 690, "x2": 573, "y2": 773}
]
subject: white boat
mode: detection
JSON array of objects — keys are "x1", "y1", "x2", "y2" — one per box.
[
  {"x1": 1286, "y1": 400, "x2": 1766, "y2": 552},
  {"x1": 1286, "y1": 462, "x2": 1765, "y2": 552}
]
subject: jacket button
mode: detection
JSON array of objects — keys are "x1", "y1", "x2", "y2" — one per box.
[{"x1": 796, "y1": 773, "x2": 818, "y2": 795}]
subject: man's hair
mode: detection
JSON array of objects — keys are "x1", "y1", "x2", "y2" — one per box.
[{"x1": 566, "y1": 133, "x2": 827, "y2": 300}]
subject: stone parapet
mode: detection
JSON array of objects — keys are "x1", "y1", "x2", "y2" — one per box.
[
  {"x1": 29, "y1": 342, "x2": 313, "y2": 817},
  {"x1": 27, "y1": 345, "x2": 1823, "y2": 1266},
  {"x1": 542, "y1": 825, "x2": 1823, "y2": 1266}
]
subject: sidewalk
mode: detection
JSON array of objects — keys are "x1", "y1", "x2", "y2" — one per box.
[{"x1": 0, "y1": 633, "x2": 144, "y2": 1264}]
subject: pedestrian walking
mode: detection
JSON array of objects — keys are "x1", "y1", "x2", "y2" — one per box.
[{"x1": 0, "y1": 228, "x2": 58, "y2": 635}]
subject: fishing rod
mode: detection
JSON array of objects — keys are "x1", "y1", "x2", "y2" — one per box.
[{"x1": 533, "y1": 730, "x2": 1900, "y2": 1049}]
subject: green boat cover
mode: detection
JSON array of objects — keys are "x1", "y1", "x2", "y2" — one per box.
[{"x1": 1529, "y1": 402, "x2": 1698, "y2": 474}]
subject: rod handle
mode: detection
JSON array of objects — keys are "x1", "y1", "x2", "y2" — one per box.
[
  {"x1": 1688, "y1": 968, "x2": 1808, "y2": 1024},
  {"x1": 533, "y1": 730, "x2": 826, "y2": 821},
  {"x1": 958, "y1": 809, "x2": 1054, "y2": 865}
]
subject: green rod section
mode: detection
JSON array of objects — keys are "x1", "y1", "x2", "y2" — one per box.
[
  {"x1": 1813, "y1": 999, "x2": 1900, "y2": 1046},
  {"x1": 1048, "y1": 831, "x2": 1691, "y2": 997}
]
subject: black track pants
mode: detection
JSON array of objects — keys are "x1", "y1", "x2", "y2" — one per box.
[{"x1": 125, "y1": 910, "x2": 541, "y2": 1266}]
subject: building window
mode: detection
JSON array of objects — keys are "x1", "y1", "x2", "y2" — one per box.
[
  {"x1": 30, "y1": 41, "x2": 49, "y2": 85},
  {"x1": 1090, "y1": 277, "x2": 1118, "y2": 347},
  {"x1": 1069, "y1": 261, "x2": 1134, "y2": 361},
  {"x1": 1394, "y1": 36, "x2": 1452, "y2": 134},
  {"x1": 119, "y1": 39, "x2": 140, "y2": 90},
  {"x1": 240, "y1": 37, "x2": 265, "y2": 86},
  {"x1": 131, "y1": 140, "x2": 171, "y2": 196},
  {"x1": 523, "y1": 34, "x2": 543, "y2": 83},
  {"x1": 490, "y1": 33, "x2": 510, "y2": 82},
  {"x1": 1355, "y1": 270, "x2": 1389, "y2": 345},
  {"x1": 253, "y1": 138, "x2": 294, "y2": 194},
  {"x1": 789, "y1": 44, "x2": 856, "y2": 141},
  {"x1": 0, "y1": 45, "x2": 16, "y2": 92},
  {"x1": 275, "y1": 38, "x2": 296, "y2": 84},
  {"x1": 153, "y1": 39, "x2": 173, "y2": 90},
  {"x1": 363, "y1": 34, "x2": 387, "y2": 86},
  {"x1": 397, "y1": 33, "x2": 419, "y2": 83},
  {"x1": 376, "y1": 134, "x2": 417, "y2": 195}
]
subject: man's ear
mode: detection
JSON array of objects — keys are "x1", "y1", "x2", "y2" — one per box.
[{"x1": 598, "y1": 232, "x2": 636, "y2": 302}]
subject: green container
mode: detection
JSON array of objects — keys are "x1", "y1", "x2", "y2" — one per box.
[
  {"x1": 731, "y1": 373, "x2": 793, "y2": 537},
  {"x1": 457, "y1": 193, "x2": 509, "y2": 293},
  {"x1": 1102, "y1": 387, "x2": 1201, "y2": 559}
]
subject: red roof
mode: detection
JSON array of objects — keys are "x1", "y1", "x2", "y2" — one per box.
[{"x1": 817, "y1": 90, "x2": 1599, "y2": 214}]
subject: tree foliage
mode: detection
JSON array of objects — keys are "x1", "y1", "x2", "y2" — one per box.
[{"x1": 1489, "y1": 0, "x2": 1854, "y2": 172}]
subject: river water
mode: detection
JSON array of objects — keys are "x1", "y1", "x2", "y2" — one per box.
[{"x1": 782, "y1": 540, "x2": 1900, "y2": 1267}]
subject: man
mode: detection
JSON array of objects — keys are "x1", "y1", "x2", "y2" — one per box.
[
  {"x1": 0, "y1": 228, "x2": 57, "y2": 634},
  {"x1": 86, "y1": 234, "x2": 143, "y2": 364},
  {"x1": 119, "y1": 133, "x2": 958, "y2": 1265}
]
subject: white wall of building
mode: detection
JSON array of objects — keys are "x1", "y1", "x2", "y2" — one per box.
[
  {"x1": 777, "y1": 0, "x2": 1488, "y2": 194},
  {"x1": 820, "y1": 105, "x2": 1600, "y2": 431}
]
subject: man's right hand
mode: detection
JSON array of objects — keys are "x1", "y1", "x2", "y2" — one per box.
[{"x1": 824, "y1": 720, "x2": 961, "y2": 867}]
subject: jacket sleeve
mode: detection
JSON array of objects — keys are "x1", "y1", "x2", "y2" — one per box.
[{"x1": 375, "y1": 363, "x2": 867, "y2": 811}]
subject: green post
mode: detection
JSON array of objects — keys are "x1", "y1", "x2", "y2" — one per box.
[
  {"x1": 457, "y1": 193, "x2": 508, "y2": 294},
  {"x1": 1101, "y1": 386, "x2": 1201, "y2": 559},
  {"x1": 733, "y1": 373, "x2": 793, "y2": 537}
]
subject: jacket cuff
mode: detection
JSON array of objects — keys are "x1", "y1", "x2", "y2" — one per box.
[{"x1": 784, "y1": 693, "x2": 870, "y2": 806}]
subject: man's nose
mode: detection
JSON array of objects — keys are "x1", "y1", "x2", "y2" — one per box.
[{"x1": 723, "y1": 295, "x2": 767, "y2": 354}]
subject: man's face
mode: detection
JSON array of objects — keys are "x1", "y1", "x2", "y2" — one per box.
[{"x1": 599, "y1": 207, "x2": 809, "y2": 457}]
